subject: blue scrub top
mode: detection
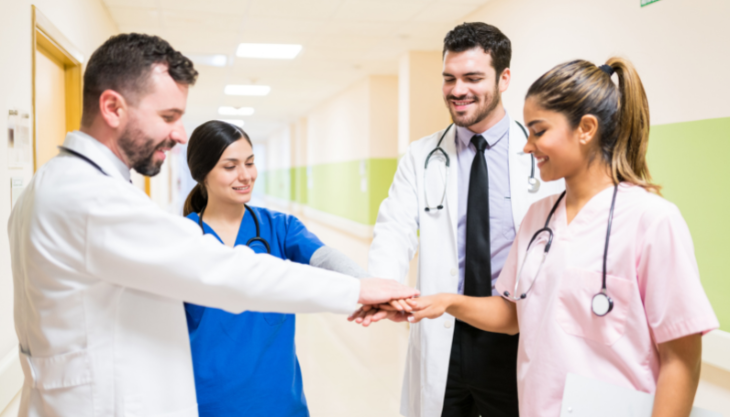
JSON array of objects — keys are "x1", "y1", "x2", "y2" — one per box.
[{"x1": 185, "y1": 206, "x2": 324, "y2": 417}]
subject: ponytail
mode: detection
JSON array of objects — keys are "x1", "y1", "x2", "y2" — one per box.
[
  {"x1": 183, "y1": 183, "x2": 207, "y2": 217},
  {"x1": 526, "y1": 57, "x2": 660, "y2": 193},
  {"x1": 605, "y1": 57, "x2": 657, "y2": 192}
]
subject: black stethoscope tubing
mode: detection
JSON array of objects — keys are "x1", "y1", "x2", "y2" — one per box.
[
  {"x1": 504, "y1": 184, "x2": 619, "y2": 316},
  {"x1": 423, "y1": 122, "x2": 539, "y2": 212},
  {"x1": 198, "y1": 204, "x2": 271, "y2": 254}
]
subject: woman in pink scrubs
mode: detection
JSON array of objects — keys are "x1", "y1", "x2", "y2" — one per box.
[{"x1": 385, "y1": 58, "x2": 718, "y2": 416}]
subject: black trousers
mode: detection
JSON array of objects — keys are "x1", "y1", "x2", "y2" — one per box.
[{"x1": 441, "y1": 320, "x2": 519, "y2": 417}]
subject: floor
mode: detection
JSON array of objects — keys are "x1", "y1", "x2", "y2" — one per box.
[{"x1": 294, "y1": 214, "x2": 410, "y2": 417}]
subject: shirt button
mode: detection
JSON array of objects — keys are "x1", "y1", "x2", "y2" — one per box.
[
  {"x1": 450, "y1": 268, "x2": 457, "y2": 276},
  {"x1": 444, "y1": 321, "x2": 452, "y2": 329}
]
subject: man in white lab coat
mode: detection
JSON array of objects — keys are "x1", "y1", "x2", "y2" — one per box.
[
  {"x1": 366, "y1": 23, "x2": 564, "y2": 417},
  {"x1": 8, "y1": 33, "x2": 417, "y2": 417}
]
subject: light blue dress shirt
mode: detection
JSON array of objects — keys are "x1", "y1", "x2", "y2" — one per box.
[{"x1": 455, "y1": 113, "x2": 516, "y2": 296}]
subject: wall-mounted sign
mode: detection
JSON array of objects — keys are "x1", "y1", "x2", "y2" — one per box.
[
  {"x1": 7, "y1": 109, "x2": 31, "y2": 168},
  {"x1": 641, "y1": 0, "x2": 662, "y2": 7},
  {"x1": 11, "y1": 177, "x2": 24, "y2": 208}
]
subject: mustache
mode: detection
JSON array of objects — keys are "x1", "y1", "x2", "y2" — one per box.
[
  {"x1": 446, "y1": 94, "x2": 479, "y2": 102},
  {"x1": 154, "y1": 139, "x2": 177, "y2": 152}
]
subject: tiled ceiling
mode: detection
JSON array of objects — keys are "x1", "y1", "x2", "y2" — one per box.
[{"x1": 102, "y1": 0, "x2": 492, "y2": 141}]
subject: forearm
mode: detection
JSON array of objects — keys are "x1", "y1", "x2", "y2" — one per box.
[
  {"x1": 651, "y1": 334, "x2": 702, "y2": 417},
  {"x1": 445, "y1": 295, "x2": 519, "y2": 335},
  {"x1": 310, "y1": 246, "x2": 369, "y2": 278}
]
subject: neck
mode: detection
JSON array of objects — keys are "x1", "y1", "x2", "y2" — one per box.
[
  {"x1": 466, "y1": 102, "x2": 506, "y2": 134},
  {"x1": 564, "y1": 159, "x2": 615, "y2": 220},
  {"x1": 203, "y1": 198, "x2": 246, "y2": 225},
  {"x1": 80, "y1": 122, "x2": 132, "y2": 168}
]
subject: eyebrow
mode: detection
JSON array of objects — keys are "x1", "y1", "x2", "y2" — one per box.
[
  {"x1": 442, "y1": 71, "x2": 486, "y2": 77},
  {"x1": 526, "y1": 120, "x2": 545, "y2": 128},
  {"x1": 160, "y1": 108, "x2": 185, "y2": 115},
  {"x1": 222, "y1": 155, "x2": 254, "y2": 162}
]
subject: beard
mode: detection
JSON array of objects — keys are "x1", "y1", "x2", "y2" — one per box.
[
  {"x1": 118, "y1": 123, "x2": 175, "y2": 177},
  {"x1": 447, "y1": 82, "x2": 501, "y2": 128}
]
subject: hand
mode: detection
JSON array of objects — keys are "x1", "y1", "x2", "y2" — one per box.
[
  {"x1": 405, "y1": 294, "x2": 454, "y2": 323},
  {"x1": 358, "y1": 278, "x2": 419, "y2": 306},
  {"x1": 348, "y1": 305, "x2": 411, "y2": 326}
]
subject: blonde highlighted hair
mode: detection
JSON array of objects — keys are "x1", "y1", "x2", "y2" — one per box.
[{"x1": 526, "y1": 57, "x2": 659, "y2": 193}]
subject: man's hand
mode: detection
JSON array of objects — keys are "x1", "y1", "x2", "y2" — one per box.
[
  {"x1": 347, "y1": 303, "x2": 412, "y2": 327},
  {"x1": 358, "y1": 278, "x2": 419, "y2": 305},
  {"x1": 405, "y1": 294, "x2": 453, "y2": 323}
]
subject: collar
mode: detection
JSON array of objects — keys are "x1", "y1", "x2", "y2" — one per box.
[
  {"x1": 61, "y1": 131, "x2": 132, "y2": 182},
  {"x1": 455, "y1": 112, "x2": 510, "y2": 149}
]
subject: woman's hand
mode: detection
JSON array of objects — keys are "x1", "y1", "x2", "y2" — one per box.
[
  {"x1": 405, "y1": 294, "x2": 455, "y2": 323},
  {"x1": 347, "y1": 299, "x2": 414, "y2": 327}
]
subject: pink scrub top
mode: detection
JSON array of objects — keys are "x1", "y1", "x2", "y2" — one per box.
[{"x1": 495, "y1": 183, "x2": 719, "y2": 417}]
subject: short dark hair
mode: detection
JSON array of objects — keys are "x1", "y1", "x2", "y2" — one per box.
[
  {"x1": 443, "y1": 22, "x2": 511, "y2": 77},
  {"x1": 82, "y1": 33, "x2": 198, "y2": 126}
]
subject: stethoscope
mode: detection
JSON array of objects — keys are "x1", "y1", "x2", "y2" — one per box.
[
  {"x1": 503, "y1": 184, "x2": 619, "y2": 317},
  {"x1": 423, "y1": 122, "x2": 540, "y2": 212},
  {"x1": 198, "y1": 204, "x2": 271, "y2": 254}
]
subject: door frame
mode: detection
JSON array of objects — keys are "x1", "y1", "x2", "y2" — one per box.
[{"x1": 31, "y1": 5, "x2": 84, "y2": 172}]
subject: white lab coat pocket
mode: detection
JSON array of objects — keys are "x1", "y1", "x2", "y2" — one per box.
[
  {"x1": 555, "y1": 269, "x2": 636, "y2": 346},
  {"x1": 20, "y1": 348, "x2": 93, "y2": 417}
]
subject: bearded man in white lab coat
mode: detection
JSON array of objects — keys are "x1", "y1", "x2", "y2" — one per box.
[
  {"x1": 8, "y1": 33, "x2": 418, "y2": 417},
  {"x1": 362, "y1": 23, "x2": 564, "y2": 417}
]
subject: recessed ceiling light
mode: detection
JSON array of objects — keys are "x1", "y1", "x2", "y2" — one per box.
[
  {"x1": 218, "y1": 106, "x2": 254, "y2": 116},
  {"x1": 224, "y1": 85, "x2": 271, "y2": 96},
  {"x1": 219, "y1": 119, "x2": 244, "y2": 128},
  {"x1": 236, "y1": 43, "x2": 302, "y2": 59},
  {"x1": 187, "y1": 54, "x2": 227, "y2": 67}
]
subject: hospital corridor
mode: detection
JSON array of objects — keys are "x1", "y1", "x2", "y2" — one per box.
[{"x1": 1, "y1": 0, "x2": 730, "y2": 416}]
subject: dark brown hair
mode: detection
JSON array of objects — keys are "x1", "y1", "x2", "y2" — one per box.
[
  {"x1": 443, "y1": 22, "x2": 511, "y2": 77},
  {"x1": 526, "y1": 57, "x2": 659, "y2": 192},
  {"x1": 82, "y1": 33, "x2": 198, "y2": 126},
  {"x1": 183, "y1": 121, "x2": 252, "y2": 216}
]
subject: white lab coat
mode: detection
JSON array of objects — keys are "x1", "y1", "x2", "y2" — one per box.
[
  {"x1": 8, "y1": 131, "x2": 361, "y2": 417},
  {"x1": 368, "y1": 116, "x2": 564, "y2": 417}
]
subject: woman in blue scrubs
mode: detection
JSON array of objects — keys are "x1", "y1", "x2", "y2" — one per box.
[{"x1": 182, "y1": 120, "x2": 368, "y2": 417}]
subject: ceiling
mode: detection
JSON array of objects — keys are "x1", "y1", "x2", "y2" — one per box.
[{"x1": 101, "y1": 0, "x2": 492, "y2": 141}]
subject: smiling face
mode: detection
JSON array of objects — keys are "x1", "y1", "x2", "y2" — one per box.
[
  {"x1": 118, "y1": 64, "x2": 188, "y2": 176},
  {"x1": 522, "y1": 97, "x2": 592, "y2": 183},
  {"x1": 442, "y1": 47, "x2": 510, "y2": 132},
  {"x1": 203, "y1": 138, "x2": 257, "y2": 206}
]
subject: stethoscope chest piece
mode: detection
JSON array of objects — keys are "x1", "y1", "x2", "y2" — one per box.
[
  {"x1": 591, "y1": 291, "x2": 614, "y2": 317},
  {"x1": 527, "y1": 177, "x2": 541, "y2": 194}
]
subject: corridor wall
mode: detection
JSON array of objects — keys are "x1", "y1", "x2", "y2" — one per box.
[
  {"x1": 264, "y1": 75, "x2": 399, "y2": 233},
  {"x1": 0, "y1": 1, "x2": 118, "y2": 413}
]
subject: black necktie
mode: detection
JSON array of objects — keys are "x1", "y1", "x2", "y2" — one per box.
[{"x1": 464, "y1": 135, "x2": 491, "y2": 297}]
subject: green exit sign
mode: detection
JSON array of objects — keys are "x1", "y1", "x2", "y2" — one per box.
[{"x1": 641, "y1": 0, "x2": 662, "y2": 6}]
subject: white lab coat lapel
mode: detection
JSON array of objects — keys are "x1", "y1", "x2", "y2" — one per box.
[
  {"x1": 507, "y1": 115, "x2": 531, "y2": 232},
  {"x1": 60, "y1": 131, "x2": 131, "y2": 183},
  {"x1": 441, "y1": 125, "x2": 459, "y2": 253}
]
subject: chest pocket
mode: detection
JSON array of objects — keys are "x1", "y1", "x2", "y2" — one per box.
[{"x1": 555, "y1": 268, "x2": 637, "y2": 346}]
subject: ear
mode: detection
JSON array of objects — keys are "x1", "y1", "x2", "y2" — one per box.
[
  {"x1": 98, "y1": 90, "x2": 128, "y2": 129},
  {"x1": 498, "y1": 67, "x2": 511, "y2": 94},
  {"x1": 577, "y1": 114, "x2": 599, "y2": 145}
]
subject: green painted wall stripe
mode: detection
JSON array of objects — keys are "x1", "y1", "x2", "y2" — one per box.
[
  {"x1": 647, "y1": 117, "x2": 730, "y2": 331},
  {"x1": 263, "y1": 158, "x2": 398, "y2": 225}
]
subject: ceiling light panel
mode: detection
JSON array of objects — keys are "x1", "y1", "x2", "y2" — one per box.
[
  {"x1": 224, "y1": 85, "x2": 271, "y2": 96},
  {"x1": 236, "y1": 43, "x2": 302, "y2": 59},
  {"x1": 219, "y1": 106, "x2": 255, "y2": 116},
  {"x1": 188, "y1": 54, "x2": 228, "y2": 67}
]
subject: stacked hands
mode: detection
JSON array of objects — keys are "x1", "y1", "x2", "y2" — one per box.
[{"x1": 352, "y1": 278, "x2": 446, "y2": 326}]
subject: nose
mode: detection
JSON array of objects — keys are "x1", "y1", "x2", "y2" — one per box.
[
  {"x1": 170, "y1": 119, "x2": 187, "y2": 145},
  {"x1": 238, "y1": 165, "x2": 253, "y2": 183},
  {"x1": 451, "y1": 79, "x2": 469, "y2": 97}
]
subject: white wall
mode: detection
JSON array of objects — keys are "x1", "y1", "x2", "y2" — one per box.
[
  {"x1": 0, "y1": 1, "x2": 118, "y2": 413},
  {"x1": 464, "y1": 0, "x2": 730, "y2": 126}
]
